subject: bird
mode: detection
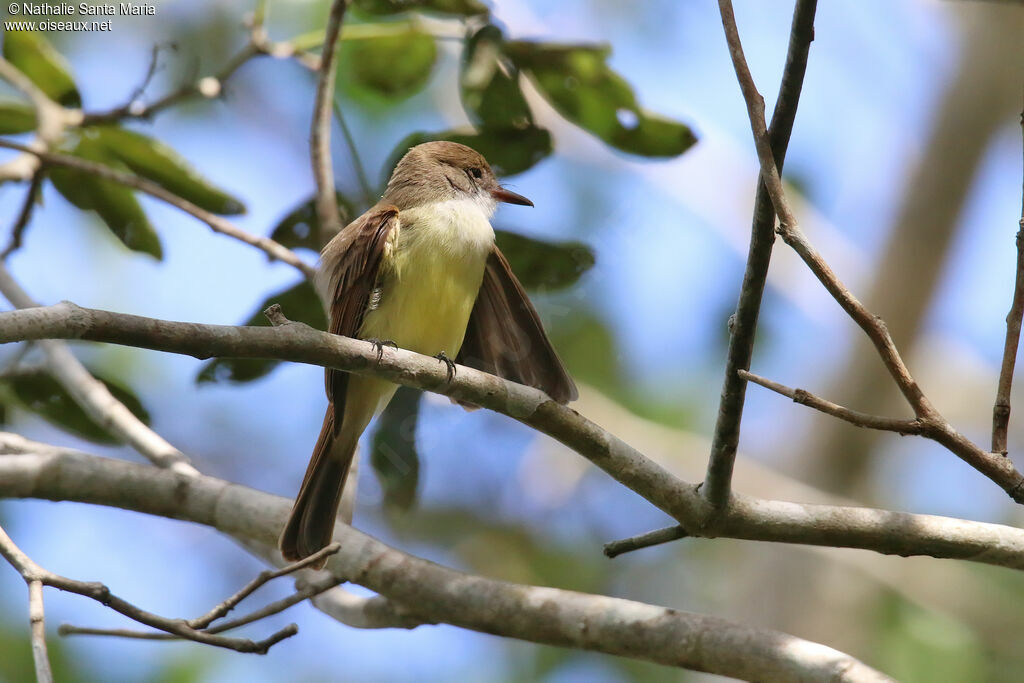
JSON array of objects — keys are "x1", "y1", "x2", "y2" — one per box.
[{"x1": 279, "y1": 141, "x2": 578, "y2": 562}]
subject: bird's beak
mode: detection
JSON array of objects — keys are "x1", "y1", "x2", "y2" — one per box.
[{"x1": 491, "y1": 187, "x2": 533, "y2": 207}]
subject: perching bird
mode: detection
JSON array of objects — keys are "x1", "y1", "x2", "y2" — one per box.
[{"x1": 280, "y1": 141, "x2": 577, "y2": 562}]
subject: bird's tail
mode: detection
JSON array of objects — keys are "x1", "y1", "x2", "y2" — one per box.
[{"x1": 279, "y1": 410, "x2": 357, "y2": 565}]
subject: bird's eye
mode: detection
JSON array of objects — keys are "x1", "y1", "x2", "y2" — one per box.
[{"x1": 469, "y1": 167, "x2": 483, "y2": 180}]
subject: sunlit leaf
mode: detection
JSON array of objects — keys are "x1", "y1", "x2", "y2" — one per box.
[
  {"x1": 49, "y1": 136, "x2": 162, "y2": 259},
  {"x1": 94, "y1": 126, "x2": 246, "y2": 215},
  {"x1": 2, "y1": 30, "x2": 81, "y2": 107},
  {"x1": 495, "y1": 229, "x2": 594, "y2": 291},
  {"x1": 386, "y1": 126, "x2": 552, "y2": 180},
  {"x1": 461, "y1": 25, "x2": 532, "y2": 129},
  {"x1": 271, "y1": 192, "x2": 357, "y2": 252},
  {"x1": 370, "y1": 386, "x2": 421, "y2": 511},
  {"x1": 196, "y1": 280, "x2": 326, "y2": 384},
  {"x1": 505, "y1": 41, "x2": 696, "y2": 157},
  {"x1": 6, "y1": 368, "x2": 149, "y2": 444},
  {"x1": 341, "y1": 27, "x2": 437, "y2": 99},
  {"x1": 0, "y1": 97, "x2": 36, "y2": 134},
  {"x1": 352, "y1": 0, "x2": 488, "y2": 16}
]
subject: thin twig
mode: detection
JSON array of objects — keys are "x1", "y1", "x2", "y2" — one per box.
[
  {"x1": 604, "y1": 526, "x2": 688, "y2": 558},
  {"x1": 1, "y1": 170, "x2": 45, "y2": 260},
  {"x1": 27, "y1": 580, "x2": 53, "y2": 683},
  {"x1": 716, "y1": 0, "x2": 1024, "y2": 500},
  {"x1": 702, "y1": 0, "x2": 818, "y2": 508},
  {"x1": 0, "y1": 265, "x2": 199, "y2": 474},
  {"x1": 0, "y1": 139, "x2": 315, "y2": 280},
  {"x1": 311, "y1": 0, "x2": 351, "y2": 244},
  {"x1": 188, "y1": 542, "x2": 340, "y2": 629},
  {"x1": 60, "y1": 574, "x2": 344, "y2": 641},
  {"x1": 993, "y1": 110, "x2": 1024, "y2": 455},
  {"x1": 333, "y1": 96, "x2": 375, "y2": 208},
  {"x1": 739, "y1": 369, "x2": 925, "y2": 435},
  {"x1": 82, "y1": 41, "x2": 263, "y2": 125},
  {"x1": 0, "y1": 524, "x2": 296, "y2": 653}
]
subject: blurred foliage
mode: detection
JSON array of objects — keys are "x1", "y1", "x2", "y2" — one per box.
[
  {"x1": 461, "y1": 25, "x2": 533, "y2": 129},
  {"x1": 371, "y1": 385, "x2": 422, "y2": 511},
  {"x1": 0, "y1": 367, "x2": 150, "y2": 444},
  {"x1": 196, "y1": 279, "x2": 327, "y2": 384},
  {"x1": 49, "y1": 134, "x2": 163, "y2": 259},
  {"x1": 0, "y1": 98, "x2": 37, "y2": 135},
  {"x1": 2, "y1": 29, "x2": 81, "y2": 107},
  {"x1": 92, "y1": 126, "x2": 246, "y2": 215},
  {"x1": 340, "y1": 24, "x2": 438, "y2": 100},
  {"x1": 271, "y1": 192, "x2": 357, "y2": 252},
  {"x1": 0, "y1": 624, "x2": 85, "y2": 682},
  {"x1": 504, "y1": 41, "x2": 697, "y2": 157},
  {"x1": 494, "y1": 229, "x2": 595, "y2": 292},
  {"x1": 352, "y1": 0, "x2": 489, "y2": 17},
  {"x1": 873, "y1": 592, "x2": 988, "y2": 683}
]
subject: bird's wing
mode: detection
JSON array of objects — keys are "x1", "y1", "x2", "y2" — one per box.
[
  {"x1": 457, "y1": 245, "x2": 578, "y2": 404},
  {"x1": 318, "y1": 204, "x2": 400, "y2": 422}
]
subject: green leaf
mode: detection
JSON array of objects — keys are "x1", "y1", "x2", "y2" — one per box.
[
  {"x1": 2, "y1": 30, "x2": 81, "y2": 107},
  {"x1": 370, "y1": 386, "x2": 421, "y2": 511},
  {"x1": 461, "y1": 25, "x2": 532, "y2": 129},
  {"x1": 271, "y1": 192, "x2": 356, "y2": 252},
  {"x1": 0, "y1": 97, "x2": 36, "y2": 134},
  {"x1": 505, "y1": 41, "x2": 697, "y2": 157},
  {"x1": 495, "y1": 229, "x2": 594, "y2": 291},
  {"x1": 94, "y1": 126, "x2": 246, "y2": 215},
  {"x1": 386, "y1": 126, "x2": 552, "y2": 179},
  {"x1": 6, "y1": 368, "x2": 149, "y2": 444},
  {"x1": 352, "y1": 0, "x2": 488, "y2": 17},
  {"x1": 341, "y1": 26, "x2": 437, "y2": 99},
  {"x1": 49, "y1": 136, "x2": 162, "y2": 259},
  {"x1": 196, "y1": 280, "x2": 326, "y2": 384}
]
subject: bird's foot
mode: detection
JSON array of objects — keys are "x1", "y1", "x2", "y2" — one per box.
[
  {"x1": 365, "y1": 338, "x2": 398, "y2": 363},
  {"x1": 433, "y1": 351, "x2": 456, "y2": 382}
]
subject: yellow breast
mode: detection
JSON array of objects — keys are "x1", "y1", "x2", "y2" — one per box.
[{"x1": 358, "y1": 198, "x2": 494, "y2": 357}]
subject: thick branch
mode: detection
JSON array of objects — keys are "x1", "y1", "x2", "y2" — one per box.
[
  {"x1": 311, "y1": 0, "x2": 350, "y2": 244},
  {"x1": 0, "y1": 447, "x2": 892, "y2": 681},
  {"x1": 716, "y1": 0, "x2": 1024, "y2": 499},
  {"x1": 5, "y1": 304, "x2": 1024, "y2": 557},
  {"x1": 0, "y1": 139, "x2": 315, "y2": 279},
  {"x1": 0, "y1": 268, "x2": 198, "y2": 474},
  {"x1": 704, "y1": 0, "x2": 818, "y2": 508}
]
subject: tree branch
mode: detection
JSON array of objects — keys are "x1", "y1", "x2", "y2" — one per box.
[
  {"x1": 0, "y1": 522, "x2": 296, "y2": 654},
  {"x1": 703, "y1": 0, "x2": 818, "y2": 508},
  {"x1": 6, "y1": 304, "x2": 1024, "y2": 561},
  {"x1": 993, "y1": 111, "x2": 1024, "y2": 455},
  {"x1": 716, "y1": 0, "x2": 1024, "y2": 500},
  {"x1": 739, "y1": 369, "x2": 925, "y2": 435},
  {"x1": 1, "y1": 170, "x2": 45, "y2": 261},
  {"x1": 0, "y1": 446, "x2": 892, "y2": 681},
  {"x1": 311, "y1": 0, "x2": 350, "y2": 244},
  {"x1": 0, "y1": 139, "x2": 315, "y2": 280},
  {"x1": 0, "y1": 268, "x2": 199, "y2": 474}
]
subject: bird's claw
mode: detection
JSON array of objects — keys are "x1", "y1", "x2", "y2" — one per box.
[
  {"x1": 365, "y1": 338, "x2": 397, "y2": 363},
  {"x1": 433, "y1": 351, "x2": 456, "y2": 382}
]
